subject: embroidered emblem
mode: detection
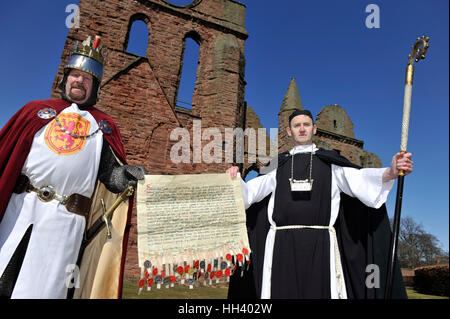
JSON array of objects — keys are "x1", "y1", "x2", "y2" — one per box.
[
  {"x1": 44, "y1": 113, "x2": 91, "y2": 155},
  {"x1": 99, "y1": 120, "x2": 112, "y2": 135},
  {"x1": 37, "y1": 108, "x2": 57, "y2": 119}
]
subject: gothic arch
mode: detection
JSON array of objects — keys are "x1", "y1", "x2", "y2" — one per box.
[
  {"x1": 123, "y1": 13, "x2": 151, "y2": 55},
  {"x1": 160, "y1": 0, "x2": 203, "y2": 9},
  {"x1": 175, "y1": 31, "x2": 202, "y2": 109}
]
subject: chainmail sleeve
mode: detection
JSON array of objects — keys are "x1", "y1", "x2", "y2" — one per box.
[{"x1": 97, "y1": 139, "x2": 126, "y2": 194}]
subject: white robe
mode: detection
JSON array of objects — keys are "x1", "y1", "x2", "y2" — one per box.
[
  {"x1": 0, "y1": 103, "x2": 103, "y2": 298},
  {"x1": 240, "y1": 144, "x2": 394, "y2": 299}
]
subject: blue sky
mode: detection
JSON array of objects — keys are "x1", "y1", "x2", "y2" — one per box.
[{"x1": 0, "y1": 0, "x2": 448, "y2": 252}]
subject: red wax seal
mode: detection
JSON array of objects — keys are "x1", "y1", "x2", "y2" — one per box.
[
  {"x1": 237, "y1": 254, "x2": 243, "y2": 262},
  {"x1": 226, "y1": 254, "x2": 232, "y2": 261},
  {"x1": 138, "y1": 279, "x2": 145, "y2": 288},
  {"x1": 144, "y1": 270, "x2": 150, "y2": 279},
  {"x1": 210, "y1": 271, "x2": 215, "y2": 279},
  {"x1": 147, "y1": 278, "x2": 154, "y2": 286},
  {"x1": 194, "y1": 260, "x2": 199, "y2": 269},
  {"x1": 207, "y1": 264, "x2": 212, "y2": 272},
  {"x1": 170, "y1": 276, "x2": 176, "y2": 283},
  {"x1": 242, "y1": 248, "x2": 249, "y2": 255},
  {"x1": 177, "y1": 266, "x2": 184, "y2": 275},
  {"x1": 225, "y1": 268, "x2": 231, "y2": 276},
  {"x1": 185, "y1": 265, "x2": 190, "y2": 273},
  {"x1": 216, "y1": 270, "x2": 223, "y2": 278},
  {"x1": 152, "y1": 268, "x2": 158, "y2": 276}
]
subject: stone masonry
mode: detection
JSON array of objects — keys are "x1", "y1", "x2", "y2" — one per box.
[{"x1": 275, "y1": 78, "x2": 382, "y2": 168}]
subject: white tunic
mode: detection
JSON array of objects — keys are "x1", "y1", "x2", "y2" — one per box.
[
  {"x1": 240, "y1": 144, "x2": 394, "y2": 299},
  {"x1": 0, "y1": 103, "x2": 103, "y2": 298}
]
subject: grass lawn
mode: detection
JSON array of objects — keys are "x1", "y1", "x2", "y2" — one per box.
[
  {"x1": 122, "y1": 280, "x2": 448, "y2": 300},
  {"x1": 122, "y1": 279, "x2": 229, "y2": 299},
  {"x1": 406, "y1": 288, "x2": 449, "y2": 299}
]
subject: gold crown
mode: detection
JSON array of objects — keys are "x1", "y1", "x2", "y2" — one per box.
[{"x1": 72, "y1": 35, "x2": 106, "y2": 64}]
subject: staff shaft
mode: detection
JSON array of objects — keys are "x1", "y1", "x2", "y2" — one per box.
[
  {"x1": 384, "y1": 68, "x2": 412, "y2": 298},
  {"x1": 400, "y1": 79, "x2": 413, "y2": 153},
  {"x1": 385, "y1": 175, "x2": 404, "y2": 299}
]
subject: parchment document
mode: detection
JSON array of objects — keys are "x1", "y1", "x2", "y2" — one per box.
[{"x1": 136, "y1": 173, "x2": 250, "y2": 270}]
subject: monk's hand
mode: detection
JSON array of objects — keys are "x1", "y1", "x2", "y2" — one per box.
[
  {"x1": 382, "y1": 152, "x2": 413, "y2": 182},
  {"x1": 226, "y1": 166, "x2": 240, "y2": 179}
]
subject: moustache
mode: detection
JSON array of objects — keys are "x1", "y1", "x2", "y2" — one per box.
[{"x1": 71, "y1": 84, "x2": 86, "y2": 91}]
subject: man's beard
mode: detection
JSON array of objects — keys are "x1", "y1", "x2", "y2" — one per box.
[
  {"x1": 67, "y1": 85, "x2": 87, "y2": 102},
  {"x1": 60, "y1": 76, "x2": 99, "y2": 108}
]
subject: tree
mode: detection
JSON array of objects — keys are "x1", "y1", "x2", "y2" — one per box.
[{"x1": 394, "y1": 216, "x2": 448, "y2": 269}]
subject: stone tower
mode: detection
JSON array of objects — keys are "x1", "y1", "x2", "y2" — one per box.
[
  {"x1": 277, "y1": 81, "x2": 381, "y2": 168},
  {"x1": 277, "y1": 78, "x2": 303, "y2": 153},
  {"x1": 51, "y1": 0, "x2": 248, "y2": 279},
  {"x1": 314, "y1": 105, "x2": 381, "y2": 167}
]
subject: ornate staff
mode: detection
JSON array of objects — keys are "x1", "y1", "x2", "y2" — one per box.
[{"x1": 384, "y1": 36, "x2": 429, "y2": 299}]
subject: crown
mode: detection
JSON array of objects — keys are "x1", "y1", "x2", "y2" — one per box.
[{"x1": 72, "y1": 35, "x2": 106, "y2": 64}]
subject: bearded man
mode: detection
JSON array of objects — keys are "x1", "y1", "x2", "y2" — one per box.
[{"x1": 0, "y1": 35, "x2": 145, "y2": 299}]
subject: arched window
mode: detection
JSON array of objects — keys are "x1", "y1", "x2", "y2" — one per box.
[
  {"x1": 164, "y1": 0, "x2": 196, "y2": 6},
  {"x1": 125, "y1": 16, "x2": 150, "y2": 56},
  {"x1": 176, "y1": 35, "x2": 200, "y2": 110}
]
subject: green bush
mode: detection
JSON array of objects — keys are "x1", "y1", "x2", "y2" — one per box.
[{"x1": 414, "y1": 264, "x2": 449, "y2": 296}]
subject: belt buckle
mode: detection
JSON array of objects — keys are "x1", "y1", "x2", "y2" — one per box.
[{"x1": 37, "y1": 185, "x2": 56, "y2": 202}]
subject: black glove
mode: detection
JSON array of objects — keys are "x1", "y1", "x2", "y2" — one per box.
[
  {"x1": 98, "y1": 141, "x2": 147, "y2": 193},
  {"x1": 110, "y1": 165, "x2": 147, "y2": 191}
]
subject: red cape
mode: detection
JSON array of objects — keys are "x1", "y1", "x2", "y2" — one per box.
[{"x1": 0, "y1": 98, "x2": 132, "y2": 298}]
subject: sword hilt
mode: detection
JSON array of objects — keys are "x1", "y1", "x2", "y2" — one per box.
[
  {"x1": 101, "y1": 185, "x2": 134, "y2": 240},
  {"x1": 101, "y1": 199, "x2": 112, "y2": 239}
]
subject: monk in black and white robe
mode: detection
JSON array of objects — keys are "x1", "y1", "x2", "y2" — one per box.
[{"x1": 226, "y1": 110, "x2": 413, "y2": 299}]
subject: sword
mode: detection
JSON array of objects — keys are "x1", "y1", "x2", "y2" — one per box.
[
  {"x1": 67, "y1": 184, "x2": 134, "y2": 299},
  {"x1": 384, "y1": 36, "x2": 429, "y2": 299},
  {"x1": 84, "y1": 185, "x2": 135, "y2": 244}
]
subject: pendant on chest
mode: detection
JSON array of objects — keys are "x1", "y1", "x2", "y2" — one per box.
[
  {"x1": 289, "y1": 178, "x2": 314, "y2": 192},
  {"x1": 290, "y1": 145, "x2": 315, "y2": 192}
]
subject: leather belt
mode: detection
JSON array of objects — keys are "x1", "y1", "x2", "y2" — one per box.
[{"x1": 13, "y1": 175, "x2": 91, "y2": 219}]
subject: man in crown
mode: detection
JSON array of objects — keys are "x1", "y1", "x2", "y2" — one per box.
[
  {"x1": 226, "y1": 109, "x2": 413, "y2": 299},
  {"x1": 0, "y1": 35, "x2": 145, "y2": 298}
]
